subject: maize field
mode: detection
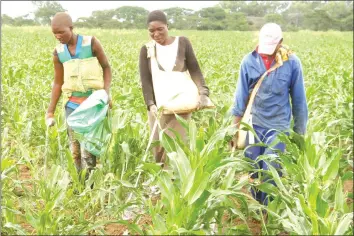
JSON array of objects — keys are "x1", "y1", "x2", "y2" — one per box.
[{"x1": 1, "y1": 26, "x2": 353, "y2": 235}]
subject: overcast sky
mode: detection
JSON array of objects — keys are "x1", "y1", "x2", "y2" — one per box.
[{"x1": 1, "y1": 1, "x2": 220, "y2": 21}]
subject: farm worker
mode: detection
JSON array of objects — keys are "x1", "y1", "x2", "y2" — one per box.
[
  {"x1": 230, "y1": 23, "x2": 308, "y2": 205},
  {"x1": 45, "y1": 12, "x2": 112, "y2": 174},
  {"x1": 139, "y1": 10, "x2": 213, "y2": 166}
]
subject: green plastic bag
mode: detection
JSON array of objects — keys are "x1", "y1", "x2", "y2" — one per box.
[
  {"x1": 79, "y1": 113, "x2": 112, "y2": 156},
  {"x1": 67, "y1": 89, "x2": 112, "y2": 156}
]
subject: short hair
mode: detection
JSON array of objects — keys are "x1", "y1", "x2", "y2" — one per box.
[
  {"x1": 52, "y1": 12, "x2": 73, "y2": 27},
  {"x1": 147, "y1": 10, "x2": 167, "y2": 24}
]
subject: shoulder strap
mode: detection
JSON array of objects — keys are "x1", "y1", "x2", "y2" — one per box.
[
  {"x1": 81, "y1": 35, "x2": 92, "y2": 47},
  {"x1": 145, "y1": 40, "x2": 156, "y2": 58},
  {"x1": 145, "y1": 40, "x2": 166, "y2": 71},
  {"x1": 242, "y1": 62, "x2": 282, "y2": 120},
  {"x1": 241, "y1": 45, "x2": 293, "y2": 121},
  {"x1": 55, "y1": 44, "x2": 65, "y2": 54}
]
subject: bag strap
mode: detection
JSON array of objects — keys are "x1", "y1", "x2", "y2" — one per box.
[{"x1": 242, "y1": 61, "x2": 282, "y2": 121}]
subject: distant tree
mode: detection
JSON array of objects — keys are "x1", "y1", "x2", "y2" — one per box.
[
  {"x1": 3, "y1": 1, "x2": 352, "y2": 31},
  {"x1": 197, "y1": 7, "x2": 227, "y2": 30},
  {"x1": 163, "y1": 7, "x2": 194, "y2": 29},
  {"x1": 342, "y1": 13, "x2": 354, "y2": 31},
  {"x1": 246, "y1": 16, "x2": 266, "y2": 31},
  {"x1": 115, "y1": 6, "x2": 148, "y2": 28},
  {"x1": 282, "y1": 2, "x2": 310, "y2": 30},
  {"x1": 91, "y1": 9, "x2": 115, "y2": 28},
  {"x1": 320, "y1": 1, "x2": 353, "y2": 31},
  {"x1": 199, "y1": 7, "x2": 226, "y2": 20},
  {"x1": 265, "y1": 13, "x2": 285, "y2": 26},
  {"x1": 219, "y1": 1, "x2": 289, "y2": 29},
  {"x1": 304, "y1": 9, "x2": 332, "y2": 31},
  {"x1": 184, "y1": 13, "x2": 201, "y2": 30},
  {"x1": 219, "y1": 1, "x2": 287, "y2": 17},
  {"x1": 75, "y1": 17, "x2": 96, "y2": 28},
  {"x1": 13, "y1": 15, "x2": 38, "y2": 26},
  {"x1": 264, "y1": 2, "x2": 291, "y2": 15},
  {"x1": 226, "y1": 12, "x2": 250, "y2": 31},
  {"x1": 218, "y1": 1, "x2": 244, "y2": 13},
  {"x1": 1, "y1": 14, "x2": 14, "y2": 25},
  {"x1": 101, "y1": 19, "x2": 122, "y2": 29},
  {"x1": 32, "y1": 1, "x2": 66, "y2": 25}
]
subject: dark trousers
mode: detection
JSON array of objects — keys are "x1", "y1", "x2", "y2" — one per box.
[{"x1": 245, "y1": 124, "x2": 286, "y2": 206}]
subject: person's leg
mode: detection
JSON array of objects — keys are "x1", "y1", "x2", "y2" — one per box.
[
  {"x1": 147, "y1": 110, "x2": 166, "y2": 164},
  {"x1": 65, "y1": 107, "x2": 82, "y2": 173},
  {"x1": 244, "y1": 125, "x2": 264, "y2": 203},
  {"x1": 81, "y1": 149, "x2": 97, "y2": 174},
  {"x1": 164, "y1": 113, "x2": 191, "y2": 142},
  {"x1": 160, "y1": 113, "x2": 191, "y2": 168},
  {"x1": 259, "y1": 130, "x2": 286, "y2": 206}
]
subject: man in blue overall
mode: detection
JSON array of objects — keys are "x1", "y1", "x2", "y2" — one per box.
[{"x1": 231, "y1": 23, "x2": 308, "y2": 206}]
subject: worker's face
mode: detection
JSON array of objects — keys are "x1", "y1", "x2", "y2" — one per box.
[
  {"x1": 148, "y1": 21, "x2": 168, "y2": 45},
  {"x1": 52, "y1": 24, "x2": 73, "y2": 44}
]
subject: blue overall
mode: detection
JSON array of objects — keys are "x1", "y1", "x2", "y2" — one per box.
[
  {"x1": 245, "y1": 124, "x2": 287, "y2": 206},
  {"x1": 232, "y1": 49, "x2": 308, "y2": 206}
]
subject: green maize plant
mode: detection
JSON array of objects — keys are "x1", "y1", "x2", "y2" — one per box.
[{"x1": 1, "y1": 26, "x2": 352, "y2": 235}]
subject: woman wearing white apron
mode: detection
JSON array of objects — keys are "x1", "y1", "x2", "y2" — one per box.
[{"x1": 139, "y1": 10, "x2": 213, "y2": 166}]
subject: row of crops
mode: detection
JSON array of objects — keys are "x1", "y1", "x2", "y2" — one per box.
[{"x1": 1, "y1": 26, "x2": 353, "y2": 235}]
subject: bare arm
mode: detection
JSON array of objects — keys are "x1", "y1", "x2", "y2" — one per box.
[
  {"x1": 233, "y1": 116, "x2": 242, "y2": 128},
  {"x1": 46, "y1": 53, "x2": 64, "y2": 117},
  {"x1": 92, "y1": 37, "x2": 112, "y2": 97}
]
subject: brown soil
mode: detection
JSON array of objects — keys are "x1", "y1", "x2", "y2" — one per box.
[
  {"x1": 232, "y1": 217, "x2": 262, "y2": 235},
  {"x1": 151, "y1": 194, "x2": 161, "y2": 206},
  {"x1": 138, "y1": 214, "x2": 153, "y2": 227},
  {"x1": 104, "y1": 223, "x2": 128, "y2": 235},
  {"x1": 20, "y1": 223, "x2": 35, "y2": 234},
  {"x1": 104, "y1": 214, "x2": 152, "y2": 235},
  {"x1": 19, "y1": 165, "x2": 31, "y2": 179},
  {"x1": 344, "y1": 180, "x2": 353, "y2": 193},
  {"x1": 344, "y1": 180, "x2": 353, "y2": 205},
  {"x1": 13, "y1": 165, "x2": 33, "y2": 196},
  {"x1": 14, "y1": 166, "x2": 35, "y2": 234}
]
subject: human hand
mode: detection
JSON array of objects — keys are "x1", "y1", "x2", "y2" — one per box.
[
  {"x1": 229, "y1": 116, "x2": 242, "y2": 150},
  {"x1": 45, "y1": 113, "x2": 55, "y2": 127},
  {"x1": 149, "y1": 104, "x2": 158, "y2": 115},
  {"x1": 197, "y1": 94, "x2": 210, "y2": 109},
  {"x1": 229, "y1": 133, "x2": 238, "y2": 150},
  {"x1": 108, "y1": 96, "x2": 112, "y2": 109}
]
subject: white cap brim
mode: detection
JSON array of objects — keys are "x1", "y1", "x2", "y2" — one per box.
[{"x1": 258, "y1": 43, "x2": 278, "y2": 55}]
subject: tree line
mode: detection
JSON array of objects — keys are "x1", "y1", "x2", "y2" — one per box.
[{"x1": 2, "y1": 1, "x2": 353, "y2": 31}]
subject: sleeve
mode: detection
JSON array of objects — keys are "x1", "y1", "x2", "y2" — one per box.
[
  {"x1": 184, "y1": 37, "x2": 210, "y2": 96},
  {"x1": 290, "y1": 56, "x2": 308, "y2": 135},
  {"x1": 139, "y1": 45, "x2": 155, "y2": 110},
  {"x1": 232, "y1": 57, "x2": 249, "y2": 117}
]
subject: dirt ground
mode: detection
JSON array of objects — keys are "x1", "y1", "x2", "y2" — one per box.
[
  {"x1": 17, "y1": 165, "x2": 36, "y2": 234},
  {"x1": 15, "y1": 164, "x2": 354, "y2": 235},
  {"x1": 104, "y1": 214, "x2": 152, "y2": 235}
]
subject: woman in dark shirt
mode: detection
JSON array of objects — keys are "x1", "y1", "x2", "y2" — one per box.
[{"x1": 139, "y1": 10, "x2": 211, "y2": 165}]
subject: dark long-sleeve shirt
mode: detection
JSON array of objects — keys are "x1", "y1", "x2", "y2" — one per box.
[{"x1": 139, "y1": 36, "x2": 209, "y2": 110}]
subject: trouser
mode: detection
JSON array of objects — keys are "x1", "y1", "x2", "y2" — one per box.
[
  {"x1": 65, "y1": 106, "x2": 97, "y2": 174},
  {"x1": 147, "y1": 110, "x2": 191, "y2": 165},
  {"x1": 244, "y1": 124, "x2": 287, "y2": 206}
]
